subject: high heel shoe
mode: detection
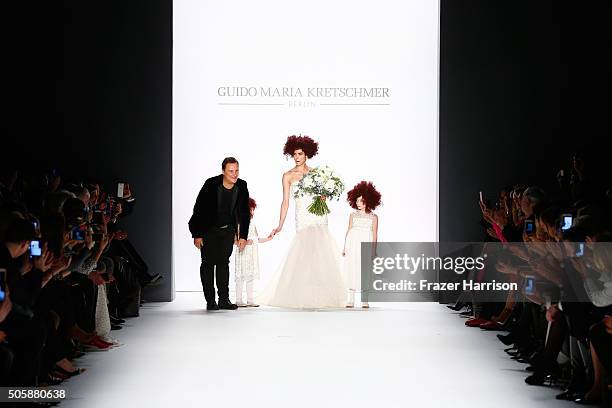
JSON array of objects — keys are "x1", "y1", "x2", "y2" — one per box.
[
  {"x1": 574, "y1": 391, "x2": 602, "y2": 405},
  {"x1": 110, "y1": 316, "x2": 125, "y2": 325},
  {"x1": 446, "y1": 302, "x2": 465, "y2": 311},
  {"x1": 54, "y1": 364, "x2": 86, "y2": 377},
  {"x1": 497, "y1": 332, "x2": 518, "y2": 346},
  {"x1": 524, "y1": 363, "x2": 560, "y2": 386},
  {"x1": 65, "y1": 325, "x2": 95, "y2": 343},
  {"x1": 109, "y1": 313, "x2": 126, "y2": 324}
]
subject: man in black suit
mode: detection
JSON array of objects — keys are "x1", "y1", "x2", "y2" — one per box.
[{"x1": 188, "y1": 157, "x2": 250, "y2": 310}]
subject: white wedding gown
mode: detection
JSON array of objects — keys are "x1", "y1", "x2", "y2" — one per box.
[{"x1": 257, "y1": 180, "x2": 347, "y2": 308}]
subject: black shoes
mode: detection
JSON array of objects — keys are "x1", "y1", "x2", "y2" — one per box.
[
  {"x1": 446, "y1": 302, "x2": 465, "y2": 311},
  {"x1": 218, "y1": 300, "x2": 238, "y2": 310},
  {"x1": 110, "y1": 315, "x2": 125, "y2": 325},
  {"x1": 140, "y1": 273, "x2": 163, "y2": 288},
  {"x1": 207, "y1": 302, "x2": 220, "y2": 311},
  {"x1": 206, "y1": 300, "x2": 238, "y2": 310},
  {"x1": 497, "y1": 333, "x2": 516, "y2": 346},
  {"x1": 555, "y1": 389, "x2": 582, "y2": 401}
]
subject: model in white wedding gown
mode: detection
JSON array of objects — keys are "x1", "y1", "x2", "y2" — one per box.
[{"x1": 257, "y1": 180, "x2": 347, "y2": 308}]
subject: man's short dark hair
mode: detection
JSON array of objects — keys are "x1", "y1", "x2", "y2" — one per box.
[{"x1": 222, "y1": 157, "x2": 239, "y2": 170}]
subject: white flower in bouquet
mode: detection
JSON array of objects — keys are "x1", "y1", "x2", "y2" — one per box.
[{"x1": 294, "y1": 166, "x2": 345, "y2": 216}]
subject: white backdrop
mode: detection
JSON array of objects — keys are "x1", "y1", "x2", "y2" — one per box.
[{"x1": 173, "y1": 0, "x2": 439, "y2": 292}]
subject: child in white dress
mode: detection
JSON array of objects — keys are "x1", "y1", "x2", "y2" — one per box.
[
  {"x1": 235, "y1": 198, "x2": 271, "y2": 307},
  {"x1": 342, "y1": 181, "x2": 381, "y2": 308}
]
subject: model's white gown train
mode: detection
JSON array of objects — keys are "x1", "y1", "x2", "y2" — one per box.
[{"x1": 257, "y1": 181, "x2": 346, "y2": 308}]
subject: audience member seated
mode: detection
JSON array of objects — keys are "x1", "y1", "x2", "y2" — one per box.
[
  {"x1": 0, "y1": 169, "x2": 160, "y2": 390},
  {"x1": 446, "y1": 153, "x2": 612, "y2": 406}
]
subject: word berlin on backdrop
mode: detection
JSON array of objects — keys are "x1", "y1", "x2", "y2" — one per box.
[{"x1": 217, "y1": 86, "x2": 391, "y2": 98}]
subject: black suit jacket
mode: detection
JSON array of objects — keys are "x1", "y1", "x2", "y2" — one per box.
[{"x1": 188, "y1": 175, "x2": 250, "y2": 240}]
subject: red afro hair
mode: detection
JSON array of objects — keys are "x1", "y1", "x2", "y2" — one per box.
[
  {"x1": 248, "y1": 198, "x2": 257, "y2": 218},
  {"x1": 347, "y1": 181, "x2": 382, "y2": 212},
  {"x1": 283, "y1": 135, "x2": 319, "y2": 158}
]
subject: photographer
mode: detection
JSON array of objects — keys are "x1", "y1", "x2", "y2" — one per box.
[
  {"x1": 0, "y1": 213, "x2": 50, "y2": 386},
  {"x1": 0, "y1": 168, "x2": 149, "y2": 388},
  {"x1": 449, "y1": 152, "x2": 612, "y2": 404}
]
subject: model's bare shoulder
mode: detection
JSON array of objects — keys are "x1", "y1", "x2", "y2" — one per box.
[
  {"x1": 284, "y1": 169, "x2": 302, "y2": 183},
  {"x1": 282, "y1": 171, "x2": 294, "y2": 183}
]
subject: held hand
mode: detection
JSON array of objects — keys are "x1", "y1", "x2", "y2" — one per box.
[
  {"x1": 238, "y1": 239, "x2": 247, "y2": 252},
  {"x1": 194, "y1": 238, "x2": 203, "y2": 249}
]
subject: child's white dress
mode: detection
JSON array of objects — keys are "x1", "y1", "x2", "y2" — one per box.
[
  {"x1": 343, "y1": 211, "x2": 374, "y2": 291},
  {"x1": 235, "y1": 222, "x2": 259, "y2": 281}
]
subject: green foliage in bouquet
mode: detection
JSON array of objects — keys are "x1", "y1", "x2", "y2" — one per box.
[{"x1": 293, "y1": 166, "x2": 344, "y2": 216}]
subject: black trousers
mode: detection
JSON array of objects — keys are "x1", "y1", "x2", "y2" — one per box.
[
  {"x1": 200, "y1": 226, "x2": 235, "y2": 304},
  {"x1": 0, "y1": 343, "x2": 14, "y2": 386},
  {"x1": 590, "y1": 322, "x2": 612, "y2": 373},
  {"x1": 2, "y1": 315, "x2": 46, "y2": 386},
  {"x1": 109, "y1": 239, "x2": 152, "y2": 285}
]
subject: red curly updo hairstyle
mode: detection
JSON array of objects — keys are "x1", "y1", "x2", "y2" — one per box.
[
  {"x1": 283, "y1": 135, "x2": 319, "y2": 158},
  {"x1": 248, "y1": 197, "x2": 257, "y2": 219},
  {"x1": 347, "y1": 181, "x2": 382, "y2": 212}
]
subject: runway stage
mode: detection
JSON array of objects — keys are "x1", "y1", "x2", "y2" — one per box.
[{"x1": 60, "y1": 292, "x2": 562, "y2": 408}]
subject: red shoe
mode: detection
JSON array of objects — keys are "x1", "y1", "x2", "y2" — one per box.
[
  {"x1": 86, "y1": 337, "x2": 112, "y2": 350},
  {"x1": 93, "y1": 336, "x2": 114, "y2": 347},
  {"x1": 479, "y1": 320, "x2": 502, "y2": 330},
  {"x1": 466, "y1": 317, "x2": 490, "y2": 327}
]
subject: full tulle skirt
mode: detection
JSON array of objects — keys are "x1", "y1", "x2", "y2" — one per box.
[{"x1": 257, "y1": 225, "x2": 347, "y2": 308}]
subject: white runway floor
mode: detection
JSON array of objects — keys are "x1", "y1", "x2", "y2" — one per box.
[{"x1": 60, "y1": 292, "x2": 565, "y2": 408}]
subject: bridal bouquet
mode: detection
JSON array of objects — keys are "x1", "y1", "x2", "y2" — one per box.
[{"x1": 294, "y1": 165, "x2": 345, "y2": 216}]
